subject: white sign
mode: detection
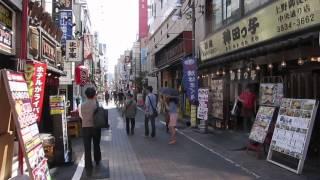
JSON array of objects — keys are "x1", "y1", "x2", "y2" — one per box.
[
  {"x1": 66, "y1": 40, "x2": 80, "y2": 62},
  {"x1": 267, "y1": 98, "x2": 318, "y2": 174},
  {"x1": 197, "y1": 88, "x2": 209, "y2": 120}
]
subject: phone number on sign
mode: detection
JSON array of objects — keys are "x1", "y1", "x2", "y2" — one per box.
[{"x1": 277, "y1": 14, "x2": 315, "y2": 32}]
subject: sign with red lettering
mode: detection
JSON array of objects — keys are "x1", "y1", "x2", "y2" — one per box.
[{"x1": 24, "y1": 62, "x2": 47, "y2": 122}]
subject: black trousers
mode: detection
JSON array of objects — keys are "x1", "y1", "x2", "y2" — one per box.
[
  {"x1": 82, "y1": 127, "x2": 101, "y2": 169},
  {"x1": 126, "y1": 118, "x2": 135, "y2": 134},
  {"x1": 145, "y1": 115, "x2": 156, "y2": 137}
]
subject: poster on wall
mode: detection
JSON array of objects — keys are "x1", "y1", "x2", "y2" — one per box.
[
  {"x1": 1, "y1": 70, "x2": 51, "y2": 179},
  {"x1": 24, "y1": 62, "x2": 47, "y2": 122},
  {"x1": 259, "y1": 83, "x2": 284, "y2": 106},
  {"x1": 267, "y1": 98, "x2": 318, "y2": 174},
  {"x1": 197, "y1": 89, "x2": 209, "y2": 120},
  {"x1": 249, "y1": 106, "x2": 276, "y2": 143},
  {"x1": 211, "y1": 80, "x2": 224, "y2": 119}
]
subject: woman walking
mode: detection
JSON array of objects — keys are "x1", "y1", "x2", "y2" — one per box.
[
  {"x1": 166, "y1": 97, "x2": 178, "y2": 144},
  {"x1": 124, "y1": 93, "x2": 137, "y2": 135}
]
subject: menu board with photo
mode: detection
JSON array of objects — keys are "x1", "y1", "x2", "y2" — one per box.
[
  {"x1": 259, "y1": 83, "x2": 284, "y2": 106},
  {"x1": 210, "y1": 80, "x2": 224, "y2": 119},
  {"x1": 1, "y1": 70, "x2": 51, "y2": 180},
  {"x1": 249, "y1": 106, "x2": 276, "y2": 143},
  {"x1": 267, "y1": 98, "x2": 318, "y2": 174}
]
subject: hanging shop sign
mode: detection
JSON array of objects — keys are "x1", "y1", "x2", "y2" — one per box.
[
  {"x1": 75, "y1": 65, "x2": 88, "y2": 86},
  {"x1": 182, "y1": 56, "x2": 198, "y2": 103},
  {"x1": 249, "y1": 106, "x2": 276, "y2": 143},
  {"x1": 84, "y1": 34, "x2": 93, "y2": 60},
  {"x1": 267, "y1": 98, "x2": 319, "y2": 174},
  {"x1": 259, "y1": 83, "x2": 284, "y2": 107},
  {"x1": 0, "y1": 2, "x2": 14, "y2": 55},
  {"x1": 28, "y1": 27, "x2": 40, "y2": 59},
  {"x1": 141, "y1": 48, "x2": 148, "y2": 65},
  {"x1": 24, "y1": 62, "x2": 47, "y2": 123},
  {"x1": 200, "y1": 0, "x2": 320, "y2": 61},
  {"x1": 197, "y1": 88, "x2": 209, "y2": 120},
  {"x1": 41, "y1": 37, "x2": 56, "y2": 63},
  {"x1": 0, "y1": 70, "x2": 51, "y2": 180},
  {"x1": 59, "y1": 11, "x2": 73, "y2": 45},
  {"x1": 66, "y1": 40, "x2": 80, "y2": 62}
]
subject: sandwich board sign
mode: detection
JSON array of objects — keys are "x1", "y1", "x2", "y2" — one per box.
[
  {"x1": 1, "y1": 70, "x2": 51, "y2": 180},
  {"x1": 267, "y1": 98, "x2": 318, "y2": 174}
]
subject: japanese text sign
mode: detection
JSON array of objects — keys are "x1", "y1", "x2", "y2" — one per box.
[
  {"x1": 59, "y1": 11, "x2": 73, "y2": 45},
  {"x1": 197, "y1": 88, "x2": 209, "y2": 120},
  {"x1": 183, "y1": 57, "x2": 198, "y2": 103},
  {"x1": 84, "y1": 34, "x2": 93, "y2": 60},
  {"x1": 24, "y1": 62, "x2": 47, "y2": 122},
  {"x1": 66, "y1": 40, "x2": 80, "y2": 62},
  {"x1": 200, "y1": 0, "x2": 320, "y2": 61}
]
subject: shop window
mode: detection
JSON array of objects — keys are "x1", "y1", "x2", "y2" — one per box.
[
  {"x1": 206, "y1": 0, "x2": 241, "y2": 34},
  {"x1": 244, "y1": 0, "x2": 271, "y2": 14}
]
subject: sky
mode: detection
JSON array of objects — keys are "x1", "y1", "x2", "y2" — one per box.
[{"x1": 87, "y1": 0, "x2": 139, "y2": 73}]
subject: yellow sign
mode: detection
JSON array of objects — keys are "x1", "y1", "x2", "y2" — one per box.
[
  {"x1": 49, "y1": 96, "x2": 65, "y2": 115},
  {"x1": 191, "y1": 105, "x2": 197, "y2": 127},
  {"x1": 200, "y1": 0, "x2": 320, "y2": 61}
]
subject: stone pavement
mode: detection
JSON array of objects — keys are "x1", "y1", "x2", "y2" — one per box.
[{"x1": 50, "y1": 101, "x2": 320, "y2": 179}]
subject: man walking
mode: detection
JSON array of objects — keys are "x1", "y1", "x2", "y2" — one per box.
[
  {"x1": 78, "y1": 87, "x2": 101, "y2": 176},
  {"x1": 144, "y1": 86, "x2": 157, "y2": 137}
]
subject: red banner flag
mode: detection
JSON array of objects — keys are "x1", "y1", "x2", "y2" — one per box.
[{"x1": 25, "y1": 62, "x2": 47, "y2": 122}]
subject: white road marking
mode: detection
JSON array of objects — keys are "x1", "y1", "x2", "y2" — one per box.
[
  {"x1": 158, "y1": 121, "x2": 261, "y2": 179},
  {"x1": 72, "y1": 154, "x2": 84, "y2": 180}
]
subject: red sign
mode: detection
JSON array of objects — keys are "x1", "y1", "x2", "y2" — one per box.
[
  {"x1": 139, "y1": 0, "x2": 148, "y2": 39},
  {"x1": 75, "y1": 65, "x2": 88, "y2": 86},
  {"x1": 24, "y1": 62, "x2": 47, "y2": 122}
]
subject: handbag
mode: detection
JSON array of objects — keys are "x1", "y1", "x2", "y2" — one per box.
[
  {"x1": 94, "y1": 101, "x2": 107, "y2": 128},
  {"x1": 148, "y1": 95, "x2": 158, "y2": 117}
]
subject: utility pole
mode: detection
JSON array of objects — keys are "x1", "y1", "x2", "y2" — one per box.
[{"x1": 192, "y1": 0, "x2": 196, "y2": 58}]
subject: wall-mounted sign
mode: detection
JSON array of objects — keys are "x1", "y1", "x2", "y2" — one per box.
[
  {"x1": 41, "y1": 37, "x2": 56, "y2": 63},
  {"x1": 58, "y1": 11, "x2": 73, "y2": 45},
  {"x1": 24, "y1": 62, "x2": 47, "y2": 122},
  {"x1": 200, "y1": 0, "x2": 320, "y2": 61},
  {"x1": 0, "y1": 2, "x2": 13, "y2": 30},
  {"x1": 66, "y1": 40, "x2": 80, "y2": 62}
]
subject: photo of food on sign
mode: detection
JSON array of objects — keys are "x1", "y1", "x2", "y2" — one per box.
[{"x1": 291, "y1": 100, "x2": 302, "y2": 109}]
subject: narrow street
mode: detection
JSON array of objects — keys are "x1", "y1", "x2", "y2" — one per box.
[{"x1": 49, "y1": 101, "x2": 316, "y2": 180}]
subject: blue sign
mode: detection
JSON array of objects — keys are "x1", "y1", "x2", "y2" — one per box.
[
  {"x1": 141, "y1": 48, "x2": 147, "y2": 65},
  {"x1": 58, "y1": 11, "x2": 73, "y2": 45},
  {"x1": 183, "y1": 56, "x2": 198, "y2": 103}
]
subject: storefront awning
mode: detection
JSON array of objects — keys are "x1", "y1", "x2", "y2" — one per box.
[{"x1": 47, "y1": 65, "x2": 66, "y2": 76}]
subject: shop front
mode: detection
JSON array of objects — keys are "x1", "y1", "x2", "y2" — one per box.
[
  {"x1": 155, "y1": 31, "x2": 192, "y2": 118},
  {"x1": 199, "y1": 0, "x2": 320, "y2": 174}
]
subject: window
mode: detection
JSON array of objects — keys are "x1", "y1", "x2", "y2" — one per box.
[
  {"x1": 223, "y1": 0, "x2": 241, "y2": 23},
  {"x1": 244, "y1": 0, "x2": 271, "y2": 14},
  {"x1": 211, "y1": 0, "x2": 223, "y2": 31}
]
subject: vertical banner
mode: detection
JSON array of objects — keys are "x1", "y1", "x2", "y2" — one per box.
[
  {"x1": 24, "y1": 62, "x2": 47, "y2": 122},
  {"x1": 182, "y1": 56, "x2": 198, "y2": 103},
  {"x1": 59, "y1": 11, "x2": 73, "y2": 45},
  {"x1": 75, "y1": 65, "x2": 88, "y2": 86},
  {"x1": 83, "y1": 34, "x2": 93, "y2": 60}
]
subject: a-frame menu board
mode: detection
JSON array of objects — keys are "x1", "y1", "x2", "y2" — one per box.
[
  {"x1": 267, "y1": 98, "x2": 318, "y2": 174},
  {"x1": 1, "y1": 70, "x2": 51, "y2": 180}
]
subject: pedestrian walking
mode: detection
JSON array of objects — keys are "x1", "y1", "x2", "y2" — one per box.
[
  {"x1": 118, "y1": 89, "x2": 124, "y2": 108},
  {"x1": 237, "y1": 85, "x2": 257, "y2": 133},
  {"x1": 144, "y1": 86, "x2": 157, "y2": 137},
  {"x1": 165, "y1": 97, "x2": 178, "y2": 144},
  {"x1": 123, "y1": 93, "x2": 137, "y2": 135},
  {"x1": 78, "y1": 87, "x2": 102, "y2": 176},
  {"x1": 105, "y1": 90, "x2": 110, "y2": 106}
]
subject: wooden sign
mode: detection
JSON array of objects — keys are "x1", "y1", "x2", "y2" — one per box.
[
  {"x1": 267, "y1": 98, "x2": 319, "y2": 174},
  {"x1": 0, "y1": 70, "x2": 51, "y2": 180}
]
